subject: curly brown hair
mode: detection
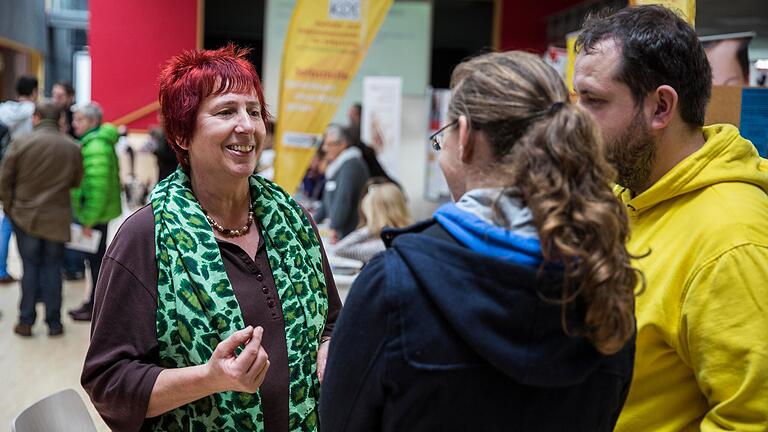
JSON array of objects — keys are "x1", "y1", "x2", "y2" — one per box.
[{"x1": 449, "y1": 51, "x2": 642, "y2": 355}]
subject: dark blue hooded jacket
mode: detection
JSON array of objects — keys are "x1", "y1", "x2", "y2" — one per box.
[{"x1": 320, "y1": 218, "x2": 635, "y2": 432}]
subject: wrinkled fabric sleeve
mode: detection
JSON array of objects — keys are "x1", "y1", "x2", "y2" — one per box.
[
  {"x1": 320, "y1": 254, "x2": 389, "y2": 432},
  {"x1": 81, "y1": 254, "x2": 163, "y2": 432},
  {"x1": 0, "y1": 139, "x2": 19, "y2": 205},
  {"x1": 681, "y1": 244, "x2": 768, "y2": 432},
  {"x1": 71, "y1": 148, "x2": 84, "y2": 188},
  {"x1": 328, "y1": 161, "x2": 367, "y2": 234},
  {"x1": 314, "y1": 201, "x2": 327, "y2": 225}
]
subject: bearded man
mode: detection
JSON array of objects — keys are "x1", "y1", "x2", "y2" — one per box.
[{"x1": 574, "y1": 5, "x2": 768, "y2": 432}]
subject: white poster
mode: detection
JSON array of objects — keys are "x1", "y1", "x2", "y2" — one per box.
[
  {"x1": 543, "y1": 46, "x2": 568, "y2": 79},
  {"x1": 362, "y1": 76, "x2": 402, "y2": 178},
  {"x1": 425, "y1": 88, "x2": 451, "y2": 201},
  {"x1": 73, "y1": 50, "x2": 91, "y2": 105}
]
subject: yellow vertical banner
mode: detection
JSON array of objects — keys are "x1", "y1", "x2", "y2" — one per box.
[
  {"x1": 565, "y1": 31, "x2": 580, "y2": 94},
  {"x1": 274, "y1": 0, "x2": 393, "y2": 193},
  {"x1": 629, "y1": 0, "x2": 695, "y2": 26}
]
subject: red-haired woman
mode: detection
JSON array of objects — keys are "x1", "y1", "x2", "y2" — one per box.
[{"x1": 81, "y1": 45, "x2": 341, "y2": 432}]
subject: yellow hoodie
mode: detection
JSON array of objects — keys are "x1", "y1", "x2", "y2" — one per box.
[{"x1": 615, "y1": 124, "x2": 768, "y2": 432}]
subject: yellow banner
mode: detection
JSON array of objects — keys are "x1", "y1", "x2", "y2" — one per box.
[
  {"x1": 273, "y1": 0, "x2": 393, "y2": 193},
  {"x1": 566, "y1": 31, "x2": 579, "y2": 94},
  {"x1": 629, "y1": 0, "x2": 695, "y2": 26}
]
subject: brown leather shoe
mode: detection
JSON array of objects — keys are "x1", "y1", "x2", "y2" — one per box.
[{"x1": 14, "y1": 323, "x2": 32, "y2": 337}]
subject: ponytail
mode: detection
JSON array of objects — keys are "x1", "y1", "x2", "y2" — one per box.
[
  {"x1": 505, "y1": 103, "x2": 640, "y2": 354},
  {"x1": 449, "y1": 51, "x2": 642, "y2": 355}
]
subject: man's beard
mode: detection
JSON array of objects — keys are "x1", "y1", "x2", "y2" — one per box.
[{"x1": 605, "y1": 111, "x2": 657, "y2": 193}]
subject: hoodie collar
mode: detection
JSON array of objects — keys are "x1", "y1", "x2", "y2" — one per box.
[
  {"x1": 620, "y1": 124, "x2": 768, "y2": 212},
  {"x1": 434, "y1": 188, "x2": 543, "y2": 267}
]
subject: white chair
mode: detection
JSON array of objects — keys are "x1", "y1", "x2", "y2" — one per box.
[{"x1": 11, "y1": 389, "x2": 97, "y2": 432}]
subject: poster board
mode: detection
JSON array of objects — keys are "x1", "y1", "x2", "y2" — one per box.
[
  {"x1": 704, "y1": 86, "x2": 768, "y2": 157},
  {"x1": 362, "y1": 76, "x2": 402, "y2": 178},
  {"x1": 425, "y1": 88, "x2": 451, "y2": 201},
  {"x1": 704, "y1": 86, "x2": 742, "y2": 127}
]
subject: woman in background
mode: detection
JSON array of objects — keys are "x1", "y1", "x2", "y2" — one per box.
[{"x1": 333, "y1": 178, "x2": 411, "y2": 263}]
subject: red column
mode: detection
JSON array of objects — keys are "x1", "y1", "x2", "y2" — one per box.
[
  {"x1": 90, "y1": 0, "x2": 200, "y2": 129},
  {"x1": 497, "y1": 0, "x2": 584, "y2": 53}
]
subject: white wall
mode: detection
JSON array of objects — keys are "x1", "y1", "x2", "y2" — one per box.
[{"x1": 396, "y1": 95, "x2": 441, "y2": 221}]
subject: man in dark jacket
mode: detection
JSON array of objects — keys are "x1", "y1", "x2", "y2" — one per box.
[
  {"x1": 0, "y1": 75, "x2": 40, "y2": 284},
  {"x1": 314, "y1": 125, "x2": 370, "y2": 241},
  {"x1": 51, "y1": 81, "x2": 76, "y2": 138},
  {"x1": 0, "y1": 100, "x2": 83, "y2": 336}
]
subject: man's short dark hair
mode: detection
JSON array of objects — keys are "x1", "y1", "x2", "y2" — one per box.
[
  {"x1": 576, "y1": 5, "x2": 712, "y2": 126},
  {"x1": 16, "y1": 75, "x2": 39, "y2": 97},
  {"x1": 54, "y1": 81, "x2": 76, "y2": 97}
]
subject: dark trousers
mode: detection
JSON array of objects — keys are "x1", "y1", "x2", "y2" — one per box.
[
  {"x1": 82, "y1": 223, "x2": 108, "y2": 310},
  {"x1": 14, "y1": 225, "x2": 65, "y2": 327},
  {"x1": 63, "y1": 247, "x2": 85, "y2": 275},
  {"x1": 63, "y1": 213, "x2": 86, "y2": 275}
]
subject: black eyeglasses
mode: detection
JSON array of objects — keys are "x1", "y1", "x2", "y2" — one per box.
[{"x1": 429, "y1": 120, "x2": 457, "y2": 151}]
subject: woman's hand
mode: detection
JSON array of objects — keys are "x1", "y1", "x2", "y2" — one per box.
[
  {"x1": 317, "y1": 338, "x2": 330, "y2": 384},
  {"x1": 206, "y1": 326, "x2": 270, "y2": 393}
]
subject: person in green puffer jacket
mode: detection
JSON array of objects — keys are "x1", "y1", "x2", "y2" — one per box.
[{"x1": 68, "y1": 102, "x2": 122, "y2": 321}]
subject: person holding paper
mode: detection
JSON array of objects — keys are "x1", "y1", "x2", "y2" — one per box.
[
  {"x1": 573, "y1": 6, "x2": 768, "y2": 431},
  {"x1": 81, "y1": 44, "x2": 341, "y2": 432},
  {"x1": 320, "y1": 51, "x2": 639, "y2": 431},
  {"x1": 67, "y1": 102, "x2": 122, "y2": 322},
  {"x1": 0, "y1": 100, "x2": 82, "y2": 337}
]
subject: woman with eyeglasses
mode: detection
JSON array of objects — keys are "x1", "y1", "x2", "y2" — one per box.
[{"x1": 319, "y1": 51, "x2": 641, "y2": 431}]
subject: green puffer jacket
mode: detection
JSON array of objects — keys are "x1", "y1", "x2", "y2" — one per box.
[{"x1": 71, "y1": 124, "x2": 122, "y2": 226}]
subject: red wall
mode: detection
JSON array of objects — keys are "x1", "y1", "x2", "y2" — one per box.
[
  {"x1": 90, "y1": 0, "x2": 198, "y2": 129},
  {"x1": 498, "y1": 0, "x2": 584, "y2": 53}
]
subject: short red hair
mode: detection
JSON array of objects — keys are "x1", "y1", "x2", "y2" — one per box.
[{"x1": 158, "y1": 44, "x2": 269, "y2": 170}]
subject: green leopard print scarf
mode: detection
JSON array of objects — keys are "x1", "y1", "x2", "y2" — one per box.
[{"x1": 150, "y1": 168, "x2": 328, "y2": 431}]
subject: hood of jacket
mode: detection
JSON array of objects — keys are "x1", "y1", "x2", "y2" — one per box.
[
  {"x1": 433, "y1": 188, "x2": 543, "y2": 267},
  {"x1": 617, "y1": 124, "x2": 768, "y2": 211},
  {"x1": 388, "y1": 218, "x2": 612, "y2": 388},
  {"x1": 81, "y1": 123, "x2": 119, "y2": 147},
  {"x1": 0, "y1": 100, "x2": 35, "y2": 136}
]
